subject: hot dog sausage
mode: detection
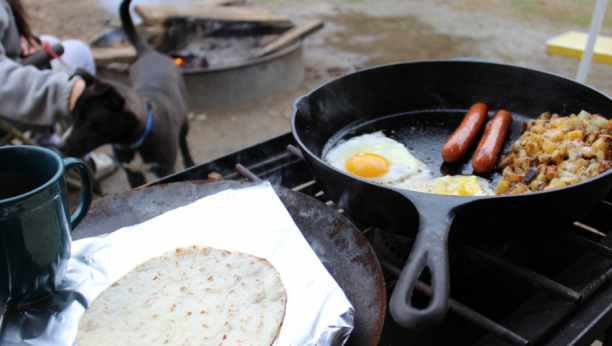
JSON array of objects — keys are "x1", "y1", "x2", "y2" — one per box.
[
  {"x1": 441, "y1": 103, "x2": 488, "y2": 163},
  {"x1": 472, "y1": 109, "x2": 513, "y2": 174}
]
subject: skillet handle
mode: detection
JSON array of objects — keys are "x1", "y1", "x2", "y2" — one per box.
[{"x1": 389, "y1": 204, "x2": 456, "y2": 330}]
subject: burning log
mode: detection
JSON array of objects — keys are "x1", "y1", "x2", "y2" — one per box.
[
  {"x1": 134, "y1": 5, "x2": 291, "y2": 26},
  {"x1": 251, "y1": 19, "x2": 324, "y2": 59},
  {"x1": 91, "y1": 46, "x2": 137, "y2": 65},
  {"x1": 190, "y1": 0, "x2": 246, "y2": 6}
]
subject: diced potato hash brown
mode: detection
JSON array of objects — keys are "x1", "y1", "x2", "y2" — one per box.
[{"x1": 495, "y1": 110, "x2": 612, "y2": 195}]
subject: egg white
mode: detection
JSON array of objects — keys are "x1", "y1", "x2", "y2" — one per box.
[{"x1": 325, "y1": 132, "x2": 431, "y2": 184}]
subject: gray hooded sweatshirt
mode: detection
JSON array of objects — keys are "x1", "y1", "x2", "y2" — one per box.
[{"x1": 0, "y1": 0, "x2": 75, "y2": 126}]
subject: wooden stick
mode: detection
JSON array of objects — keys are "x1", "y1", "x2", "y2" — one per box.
[
  {"x1": 59, "y1": 119, "x2": 68, "y2": 133},
  {"x1": 0, "y1": 133, "x2": 12, "y2": 146},
  {"x1": 0, "y1": 117, "x2": 38, "y2": 146},
  {"x1": 91, "y1": 47, "x2": 137, "y2": 65},
  {"x1": 190, "y1": 0, "x2": 245, "y2": 6},
  {"x1": 134, "y1": 5, "x2": 291, "y2": 26},
  {"x1": 251, "y1": 19, "x2": 324, "y2": 59}
]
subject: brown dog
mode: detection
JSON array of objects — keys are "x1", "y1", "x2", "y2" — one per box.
[{"x1": 61, "y1": 0, "x2": 194, "y2": 187}]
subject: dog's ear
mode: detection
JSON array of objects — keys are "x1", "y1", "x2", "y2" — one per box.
[
  {"x1": 100, "y1": 85, "x2": 126, "y2": 111},
  {"x1": 73, "y1": 83, "x2": 126, "y2": 117},
  {"x1": 72, "y1": 68, "x2": 97, "y2": 87}
]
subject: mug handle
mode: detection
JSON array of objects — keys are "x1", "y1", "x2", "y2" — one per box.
[{"x1": 63, "y1": 158, "x2": 94, "y2": 230}]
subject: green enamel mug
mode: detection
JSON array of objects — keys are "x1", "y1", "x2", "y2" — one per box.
[{"x1": 0, "y1": 146, "x2": 93, "y2": 305}]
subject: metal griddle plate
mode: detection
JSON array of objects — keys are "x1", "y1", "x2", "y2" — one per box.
[{"x1": 72, "y1": 181, "x2": 386, "y2": 346}]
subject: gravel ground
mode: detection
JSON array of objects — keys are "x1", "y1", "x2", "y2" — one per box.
[{"x1": 21, "y1": 0, "x2": 612, "y2": 198}]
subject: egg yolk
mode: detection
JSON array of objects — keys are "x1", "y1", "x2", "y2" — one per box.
[{"x1": 346, "y1": 152, "x2": 390, "y2": 177}]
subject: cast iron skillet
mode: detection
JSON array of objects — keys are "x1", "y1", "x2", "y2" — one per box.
[{"x1": 291, "y1": 60, "x2": 612, "y2": 330}]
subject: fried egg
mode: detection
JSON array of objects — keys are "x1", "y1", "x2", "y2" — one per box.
[
  {"x1": 406, "y1": 175, "x2": 493, "y2": 196},
  {"x1": 325, "y1": 132, "x2": 493, "y2": 196},
  {"x1": 325, "y1": 132, "x2": 430, "y2": 184}
]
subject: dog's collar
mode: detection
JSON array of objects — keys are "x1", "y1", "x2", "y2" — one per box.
[{"x1": 113, "y1": 105, "x2": 153, "y2": 151}]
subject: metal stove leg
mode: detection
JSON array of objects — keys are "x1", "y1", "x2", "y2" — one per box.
[{"x1": 604, "y1": 327, "x2": 612, "y2": 346}]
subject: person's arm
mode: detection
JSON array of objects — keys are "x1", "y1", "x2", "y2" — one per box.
[
  {"x1": 0, "y1": 3, "x2": 79, "y2": 126},
  {"x1": 69, "y1": 78, "x2": 85, "y2": 112}
]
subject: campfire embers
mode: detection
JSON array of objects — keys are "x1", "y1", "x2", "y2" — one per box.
[
  {"x1": 91, "y1": 19, "x2": 294, "y2": 71},
  {"x1": 171, "y1": 51, "x2": 208, "y2": 69},
  {"x1": 169, "y1": 35, "x2": 259, "y2": 69},
  {"x1": 161, "y1": 20, "x2": 292, "y2": 69}
]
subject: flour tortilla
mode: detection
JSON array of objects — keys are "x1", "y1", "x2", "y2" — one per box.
[{"x1": 77, "y1": 245, "x2": 286, "y2": 346}]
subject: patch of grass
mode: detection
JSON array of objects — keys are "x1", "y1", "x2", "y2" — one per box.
[
  {"x1": 540, "y1": 0, "x2": 612, "y2": 28},
  {"x1": 511, "y1": 0, "x2": 535, "y2": 10},
  {"x1": 457, "y1": 0, "x2": 612, "y2": 29}
]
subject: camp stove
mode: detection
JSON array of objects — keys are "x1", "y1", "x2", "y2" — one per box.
[{"x1": 154, "y1": 132, "x2": 612, "y2": 346}]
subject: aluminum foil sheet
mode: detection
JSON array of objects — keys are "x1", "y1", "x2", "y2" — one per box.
[{"x1": 0, "y1": 182, "x2": 355, "y2": 345}]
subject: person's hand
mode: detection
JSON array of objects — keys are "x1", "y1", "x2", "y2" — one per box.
[
  {"x1": 20, "y1": 36, "x2": 41, "y2": 57},
  {"x1": 69, "y1": 79, "x2": 86, "y2": 112}
]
